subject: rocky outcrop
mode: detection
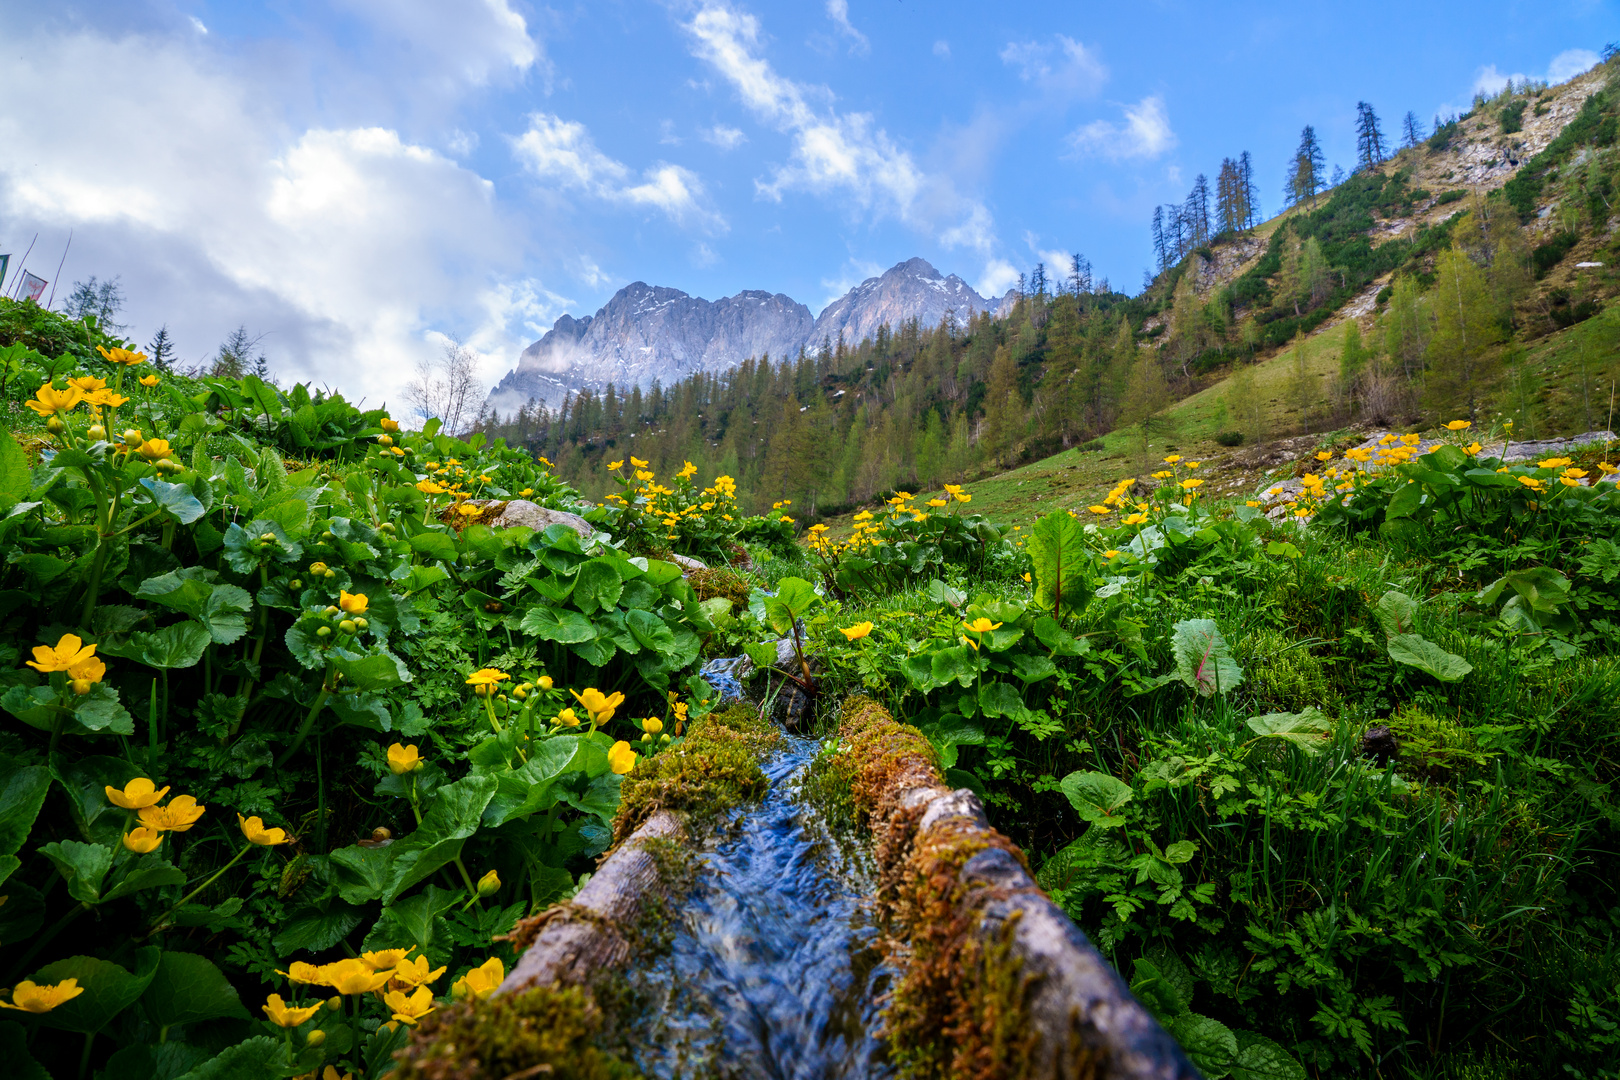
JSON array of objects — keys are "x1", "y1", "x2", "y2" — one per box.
[{"x1": 484, "y1": 258, "x2": 1004, "y2": 416}]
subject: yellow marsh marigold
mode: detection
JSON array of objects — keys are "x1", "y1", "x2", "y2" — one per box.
[
  {"x1": 608, "y1": 740, "x2": 637, "y2": 774},
  {"x1": 123, "y1": 826, "x2": 163, "y2": 853},
  {"x1": 554, "y1": 708, "x2": 581, "y2": 727},
  {"x1": 390, "y1": 955, "x2": 447, "y2": 988},
  {"x1": 643, "y1": 717, "x2": 663, "y2": 735},
  {"x1": 452, "y1": 958, "x2": 504, "y2": 1001},
  {"x1": 953, "y1": 492, "x2": 971, "y2": 503},
  {"x1": 1538, "y1": 457, "x2": 1573, "y2": 469},
  {"x1": 1163, "y1": 455, "x2": 1182, "y2": 464},
  {"x1": 571, "y1": 687, "x2": 624, "y2": 725},
  {"x1": 2, "y1": 979, "x2": 84, "y2": 1013},
  {"x1": 1180, "y1": 478, "x2": 1205, "y2": 489},
  {"x1": 927, "y1": 498, "x2": 947, "y2": 507},
  {"x1": 277, "y1": 962, "x2": 324, "y2": 984},
  {"x1": 139, "y1": 795, "x2": 206, "y2": 832},
  {"x1": 631, "y1": 456, "x2": 649, "y2": 468},
  {"x1": 387, "y1": 743, "x2": 423, "y2": 774},
  {"x1": 69, "y1": 652, "x2": 106, "y2": 696},
  {"x1": 1464, "y1": 442, "x2": 1483, "y2": 455},
  {"x1": 1103, "y1": 549, "x2": 1120, "y2": 558},
  {"x1": 88, "y1": 388, "x2": 129, "y2": 408},
  {"x1": 384, "y1": 985, "x2": 436, "y2": 1026},
  {"x1": 677, "y1": 461, "x2": 697, "y2": 479},
  {"x1": 263, "y1": 994, "x2": 322, "y2": 1027},
  {"x1": 466, "y1": 668, "x2": 509, "y2": 689},
  {"x1": 1087, "y1": 505, "x2": 1110, "y2": 514},
  {"x1": 239, "y1": 814, "x2": 291, "y2": 846},
  {"x1": 136, "y1": 438, "x2": 172, "y2": 462},
  {"x1": 323, "y1": 959, "x2": 392, "y2": 995},
  {"x1": 339, "y1": 591, "x2": 368, "y2": 615},
  {"x1": 839, "y1": 621, "x2": 874, "y2": 641},
  {"x1": 97, "y1": 346, "x2": 147, "y2": 366},
  {"x1": 1446, "y1": 420, "x2": 1472, "y2": 431},
  {"x1": 963, "y1": 617, "x2": 1002, "y2": 633},
  {"x1": 28, "y1": 633, "x2": 96, "y2": 673},
  {"x1": 106, "y1": 777, "x2": 169, "y2": 809},
  {"x1": 360, "y1": 948, "x2": 414, "y2": 972},
  {"x1": 26, "y1": 385, "x2": 83, "y2": 417}
]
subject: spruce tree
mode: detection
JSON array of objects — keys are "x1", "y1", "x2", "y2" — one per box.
[
  {"x1": 1239, "y1": 150, "x2": 1259, "y2": 226},
  {"x1": 1287, "y1": 126, "x2": 1326, "y2": 208},
  {"x1": 146, "y1": 325, "x2": 175, "y2": 372}
]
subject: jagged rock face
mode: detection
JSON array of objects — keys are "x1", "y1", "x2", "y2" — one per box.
[{"x1": 485, "y1": 258, "x2": 1000, "y2": 416}]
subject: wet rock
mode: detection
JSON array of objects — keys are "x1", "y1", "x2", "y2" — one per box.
[
  {"x1": 483, "y1": 500, "x2": 594, "y2": 539},
  {"x1": 1361, "y1": 724, "x2": 1400, "y2": 765}
]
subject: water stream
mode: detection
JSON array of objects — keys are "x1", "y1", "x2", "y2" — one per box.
[{"x1": 627, "y1": 733, "x2": 895, "y2": 1080}]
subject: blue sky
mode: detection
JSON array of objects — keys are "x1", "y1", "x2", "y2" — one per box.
[{"x1": 1, "y1": 0, "x2": 1615, "y2": 407}]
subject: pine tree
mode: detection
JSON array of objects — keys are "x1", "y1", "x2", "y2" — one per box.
[
  {"x1": 1355, "y1": 101, "x2": 1388, "y2": 171},
  {"x1": 1401, "y1": 111, "x2": 1425, "y2": 148},
  {"x1": 1151, "y1": 206, "x2": 1167, "y2": 271},
  {"x1": 146, "y1": 325, "x2": 175, "y2": 372},
  {"x1": 1287, "y1": 126, "x2": 1325, "y2": 208}
]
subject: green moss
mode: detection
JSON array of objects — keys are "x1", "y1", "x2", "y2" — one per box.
[
  {"x1": 611, "y1": 704, "x2": 781, "y2": 842},
  {"x1": 1240, "y1": 626, "x2": 1342, "y2": 713},
  {"x1": 391, "y1": 983, "x2": 642, "y2": 1080},
  {"x1": 684, "y1": 566, "x2": 754, "y2": 608}
]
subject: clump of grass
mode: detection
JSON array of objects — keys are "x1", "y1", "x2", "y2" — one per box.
[{"x1": 611, "y1": 704, "x2": 781, "y2": 842}]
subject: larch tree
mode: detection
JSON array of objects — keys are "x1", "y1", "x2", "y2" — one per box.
[
  {"x1": 981, "y1": 343, "x2": 1021, "y2": 467},
  {"x1": 1120, "y1": 340, "x2": 1172, "y2": 451},
  {"x1": 1401, "y1": 111, "x2": 1425, "y2": 148},
  {"x1": 1287, "y1": 126, "x2": 1326, "y2": 208},
  {"x1": 1355, "y1": 101, "x2": 1388, "y2": 171},
  {"x1": 1240, "y1": 151, "x2": 1259, "y2": 227},
  {"x1": 1151, "y1": 206, "x2": 1167, "y2": 271},
  {"x1": 1425, "y1": 248, "x2": 1502, "y2": 421}
]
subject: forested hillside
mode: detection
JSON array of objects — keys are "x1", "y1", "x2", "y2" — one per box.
[{"x1": 479, "y1": 51, "x2": 1620, "y2": 517}]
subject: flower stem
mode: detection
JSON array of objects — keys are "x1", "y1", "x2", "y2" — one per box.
[
  {"x1": 148, "y1": 844, "x2": 252, "y2": 933},
  {"x1": 277, "y1": 671, "x2": 334, "y2": 767}
]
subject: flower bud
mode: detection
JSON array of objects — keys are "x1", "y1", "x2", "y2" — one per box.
[
  {"x1": 308, "y1": 562, "x2": 328, "y2": 574},
  {"x1": 289, "y1": 579, "x2": 302, "y2": 589},
  {"x1": 643, "y1": 717, "x2": 663, "y2": 735},
  {"x1": 476, "y1": 869, "x2": 501, "y2": 896},
  {"x1": 641, "y1": 733, "x2": 652, "y2": 743},
  {"x1": 123, "y1": 428, "x2": 142, "y2": 444},
  {"x1": 86, "y1": 424, "x2": 107, "y2": 442},
  {"x1": 71, "y1": 678, "x2": 93, "y2": 696},
  {"x1": 660, "y1": 733, "x2": 672, "y2": 743},
  {"x1": 338, "y1": 619, "x2": 357, "y2": 635},
  {"x1": 353, "y1": 617, "x2": 367, "y2": 630},
  {"x1": 377, "y1": 434, "x2": 393, "y2": 446},
  {"x1": 379, "y1": 522, "x2": 396, "y2": 533},
  {"x1": 324, "y1": 569, "x2": 336, "y2": 579},
  {"x1": 327, "y1": 996, "x2": 342, "y2": 1011},
  {"x1": 538, "y1": 676, "x2": 554, "y2": 690},
  {"x1": 321, "y1": 531, "x2": 335, "y2": 540},
  {"x1": 47, "y1": 417, "x2": 65, "y2": 434},
  {"x1": 316, "y1": 626, "x2": 332, "y2": 638},
  {"x1": 324, "y1": 606, "x2": 340, "y2": 617},
  {"x1": 260, "y1": 532, "x2": 276, "y2": 543},
  {"x1": 306, "y1": 1030, "x2": 326, "y2": 1047}
]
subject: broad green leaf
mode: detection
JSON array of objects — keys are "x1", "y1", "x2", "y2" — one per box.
[
  {"x1": 1059, "y1": 770, "x2": 1134, "y2": 828},
  {"x1": 101, "y1": 855, "x2": 188, "y2": 903},
  {"x1": 382, "y1": 774, "x2": 499, "y2": 903},
  {"x1": 1230, "y1": 1031, "x2": 1307, "y2": 1080},
  {"x1": 409, "y1": 531, "x2": 459, "y2": 563},
  {"x1": 572, "y1": 558, "x2": 623, "y2": 613},
  {"x1": 1244, "y1": 709, "x2": 1335, "y2": 755},
  {"x1": 366, "y1": 885, "x2": 461, "y2": 957},
  {"x1": 1383, "y1": 480, "x2": 1426, "y2": 520},
  {"x1": 48, "y1": 754, "x2": 139, "y2": 842},
  {"x1": 0, "y1": 427, "x2": 29, "y2": 507},
  {"x1": 1373, "y1": 590, "x2": 1418, "y2": 638},
  {"x1": 1164, "y1": 1013, "x2": 1240, "y2": 1080},
  {"x1": 626, "y1": 609, "x2": 677, "y2": 655},
  {"x1": 1387, "y1": 633, "x2": 1472, "y2": 682},
  {"x1": 172, "y1": 1036, "x2": 289, "y2": 1080},
  {"x1": 39, "y1": 839, "x2": 114, "y2": 903},
  {"x1": 1129, "y1": 957, "x2": 1188, "y2": 1018},
  {"x1": 272, "y1": 899, "x2": 366, "y2": 953},
  {"x1": 102, "y1": 1042, "x2": 213, "y2": 1080},
  {"x1": 763, "y1": 577, "x2": 821, "y2": 634},
  {"x1": 925, "y1": 579, "x2": 966, "y2": 609},
  {"x1": 0, "y1": 765, "x2": 50, "y2": 886},
  {"x1": 329, "y1": 648, "x2": 411, "y2": 691},
  {"x1": 201, "y1": 585, "x2": 253, "y2": 644},
  {"x1": 31, "y1": 948, "x2": 160, "y2": 1034},
  {"x1": 1028, "y1": 510, "x2": 1089, "y2": 613},
  {"x1": 1032, "y1": 616, "x2": 1085, "y2": 656},
  {"x1": 519, "y1": 605, "x2": 597, "y2": 644},
  {"x1": 484, "y1": 737, "x2": 584, "y2": 825},
  {"x1": 73, "y1": 683, "x2": 136, "y2": 735},
  {"x1": 328, "y1": 845, "x2": 397, "y2": 905},
  {"x1": 0, "y1": 685, "x2": 58, "y2": 731},
  {"x1": 930, "y1": 645, "x2": 979, "y2": 688},
  {"x1": 743, "y1": 641, "x2": 778, "y2": 670},
  {"x1": 1169, "y1": 619, "x2": 1243, "y2": 696},
  {"x1": 140, "y1": 951, "x2": 251, "y2": 1028},
  {"x1": 0, "y1": 1019, "x2": 49, "y2": 1080},
  {"x1": 132, "y1": 622, "x2": 213, "y2": 669},
  {"x1": 976, "y1": 681, "x2": 1025, "y2": 719},
  {"x1": 1005, "y1": 651, "x2": 1058, "y2": 683},
  {"x1": 137, "y1": 478, "x2": 205, "y2": 524}
]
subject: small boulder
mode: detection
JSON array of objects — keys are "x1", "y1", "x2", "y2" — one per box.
[
  {"x1": 671, "y1": 553, "x2": 708, "y2": 573},
  {"x1": 485, "y1": 500, "x2": 594, "y2": 539}
]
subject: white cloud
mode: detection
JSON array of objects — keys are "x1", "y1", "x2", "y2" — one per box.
[
  {"x1": 702, "y1": 124, "x2": 748, "y2": 150},
  {"x1": 1548, "y1": 48, "x2": 1600, "y2": 83},
  {"x1": 1000, "y1": 35, "x2": 1107, "y2": 101},
  {"x1": 825, "y1": 0, "x2": 869, "y2": 55},
  {"x1": 1066, "y1": 96, "x2": 1176, "y2": 162},
  {"x1": 691, "y1": 242, "x2": 720, "y2": 267},
  {"x1": 977, "y1": 258, "x2": 1019, "y2": 298},
  {"x1": 683, "y1": 2, "x2": 996, "y2": 252},
  {"x1": 820, "y1": 258, "x2": 884, "y2": 307},
  {"x1": 0, "y1": 16, "x2": 539, "y2": 408},
  {"x1": 511, "y1": 112, "x2": 724, "y2": 231},
  {"x1": 188, "y1": 15, "x2": 207, "y2": 34},
  {"x1": 1022, "y1": 231, "x2": 1072, "y2": 279},
  {"x1": 335, "y1": 0, "x2": 541, "y2": 88},
  {"x1": 933, "y1": 40, "x2": 950, "y2": 59},
  {"x1": 447, "y1": 129, "x2": 479, "y2": 156},
  {"x1": 658, "y1": 119, "x2": 682, "y2": 145}
]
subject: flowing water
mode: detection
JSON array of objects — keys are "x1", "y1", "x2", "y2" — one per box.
[{"x1": 627, "y1": 733, "x2": 895, "y2": 1080}]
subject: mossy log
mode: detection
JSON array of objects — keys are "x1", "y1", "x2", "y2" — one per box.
[{"x1": 835, "y1": 696, "x2": 1199, "y2": 1080}]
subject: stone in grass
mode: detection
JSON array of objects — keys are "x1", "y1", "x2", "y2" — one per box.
[{"x1": 476, "y1": 499, "x2": 595, "y2": 538}]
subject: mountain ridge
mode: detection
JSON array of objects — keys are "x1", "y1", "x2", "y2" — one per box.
[{"x1": 485, "y1": 257, "x2": 1008, "y2": 416}]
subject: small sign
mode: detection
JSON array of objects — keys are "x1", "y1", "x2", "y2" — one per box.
[{"x1": 19, "y1": 271, "x2": 46, "y2": 302}]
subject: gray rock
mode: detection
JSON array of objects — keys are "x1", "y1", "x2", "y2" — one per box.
[
  {"x1": 671, "y1": 553, "x2": 708, "y2": 573},
  {"x1": 485, "y1": 500, "x2": 594, "y2": 539}
]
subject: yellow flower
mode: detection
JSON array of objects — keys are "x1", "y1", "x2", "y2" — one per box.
[
  {"x1": 1179, "y1": 478, "x2": 1204, "y2": 489},
  {"x1": 338, "y1": 591, "x2": 368, "y2": 615},
  {"x1": 555, "y1": 708, "x2": 582, "y2": 727},
  {"x1": 1186, "y1": 462, "x2": 1200, "y2": 469},
  {"x1": 390, "y1": 955, "x2": 447, "y2": 988},
  {"x1": 1560, "y1": 476, "x2": 1583, "y2": 487},
  {"x1": 608, "y1": 459, "x2": 624, "y2": 471},
  {"x1": 88, "y1": 389, "x2": 129, "y2": 408},
  {"x1": 97, "y1": 346, "x2": 147, "y2": 366},
  {"x1": 105, "y1": 777, "x2": 169, "y2": 809},
  {"x1": 1245, "y1": 500, "x2": 1260, "y2": 507},
  {"x1": 1445, "y1": 420, "x2": 1472, "y2": 431},
  {"x1": 239, "y1": 814, "x2": 291, "y2": 846},
  {"x1": 839, "y1": 621, "x2": 874, "y2": 641},
  {"x1": 1464, "y1": 442, "x2": 1482, "y2": 455},
  {"x1": 571, "y1": 688, "x2": 625, "y2": 725},
  {"x1": 387, "y1": 743, "x2": 423, "y2": 774},
  {"x1": 538, "y1": 675, "x2": 554, "y2": 690},
  {"x1": 69, "y1": 375, "x2": 108, "y2": 393},
  {"x1": 452, "y1": 958, "x2": 505, "y2": 1002},
  {"x1": 1151, "y1": 470, "x2": 1174, "y2": 480},
  {"x1": 1123, "y1": 513, "x2": 1148, "y2": 525},
  {"x1": 28, "y1": 633, "x2": 97, "y2": 673},
  {"x1": 2, "y1": 979, "x2": 84, "y2": 1013},
  {"x1": 466, "y1": 668, "x2": 510, "y2": 688},
  {"x1": 139, "y1": 795, "x2": 206, "y2": 832},
  {"x1": 476, "y1": 869, "x2": 501, "y2": 896},
  {"x1": 360, "y1": 949, "x2": 414, "y2": 972},
  {"x1": 1516, "y1": 476, "x2": 1543, "y2": 490},
  {"x1": 953, "y1": 492, "x2": 971, "y2": 503},
  {"x1": 1537, "y1": 457, "x2": 1573, "y2": 469},
  {"x1": 123, "y1": 826, "x2": 163, "y2": 853},
  {"x1": 631, "y1": 456, "x2": 649, "y2": 468},
  {"x1": 1163, "y1": 455, "x2": 1181, "y2": 464},
  {"x1": 963, "y1": 617, "x2": 1002, "y2": 633},
  {"x1": 1087, "y1": 505, "x2": 1110, "y2": 515},
  {"x1": 608, "y1": 740, "x2": 636, "y2": 774},
  {"x1": 383, "y1": 985, "x2": 437, "y2": 1026},
  {"x1": 263, "y1": 993, "x2": 322, "y2": 1027},
  {"x1": 927, "y1": 498, "x2": 948, "y2": 507},
  {"x1": 323, "y1": 959, "x2": 392, "y2": 995},
  {"x1": 1022, "y1": 572, "x2": 1031, "y2": 582},
  {"x1": 137, "y1": 438, "x2": 172, "y2": 462},
  {"x1": 1315, "y1": 451, "x2": 1332, "y2": 461},
  {"x1": 416, "y1": 479, "x2": 446, "y2": 495},
  {"x1": 277, "y1": 962, "x2": 325, "y2": 985},
  {"x1": 677, "y1": 461, "x2": 697, "y2": 479},
  {"x1": 1597, "y1": 462, "x2": 1618, "y2": 475},
  {"x1": 643, "y1": 716, "x2": 663, "y2": 735}
]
